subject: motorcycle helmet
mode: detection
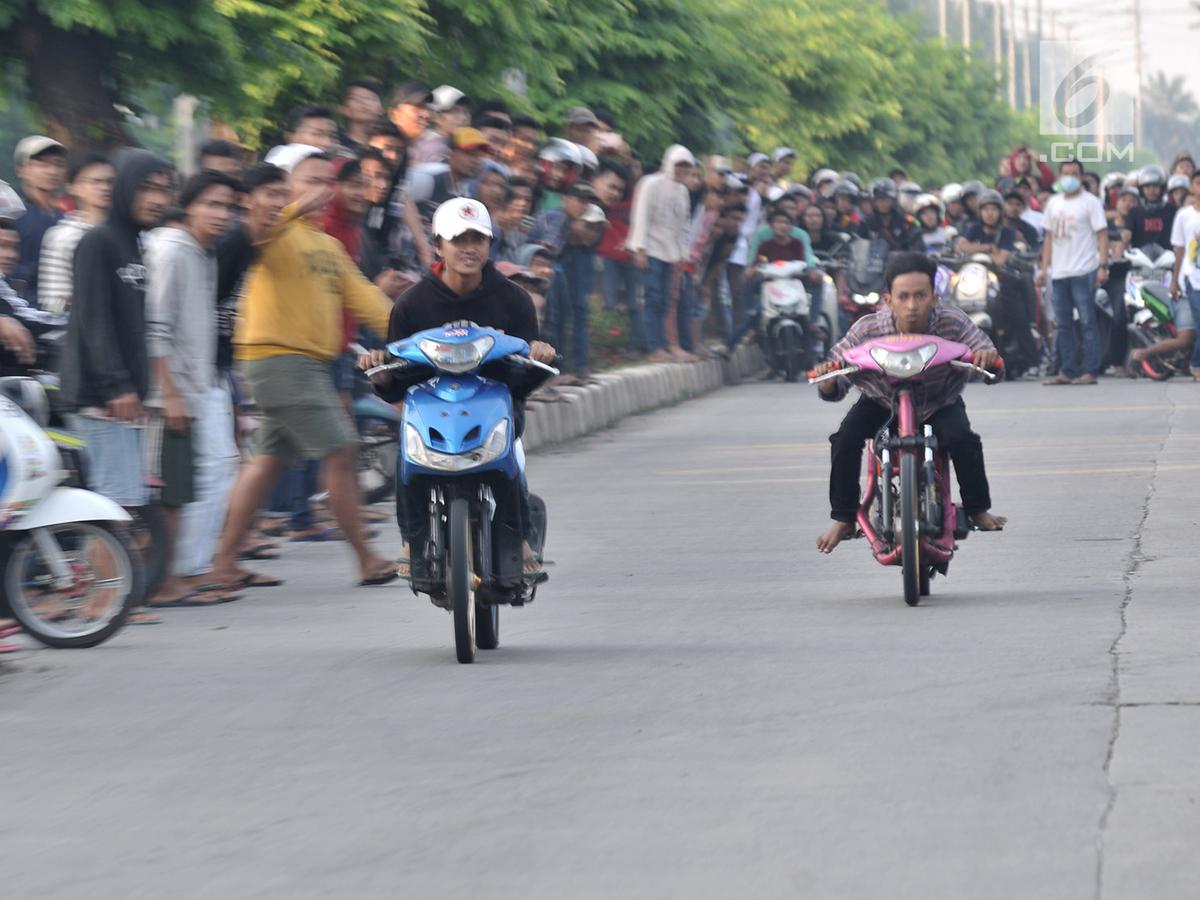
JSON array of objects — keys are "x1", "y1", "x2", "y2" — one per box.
[
  {"x1": 960, "y1": 179, "x2": 986, "y2": 201},
  {"x1": 1168, "y1": 173, "x2": 1190, "y2": 193},
  {"x1": 787, "y1": 183, "x2": 814, "y2": 202},
  {"x1": 537, "y1": 138, "x2": 582, "y2": 191},
  {"x1": 841, "y1": 171, "x2": 863, "y2": 190},
  {"x1": 1138, "y1": 164, "x2": 1166, "y2": 188},
  {"x1": 899, "y1": 180, "x2": 922, "y2": 196},
  {"x1": 0, "y1": 376, "x2": 50, "y2": 427},
  {"x1": 576, "y1": 144, "x2": 599, "y2": 178},
  {"x1": 1125, "y1": 168, "x2": 1141, "y2": 189},
  {"x1": 1100, "y1": 171, "x2": 1126, "y2": 195},
  {"x1": 977, "y1": 189, "x2": 1003, "y2": 210},
  {"x1": 914, "y1": 193, "x2": 944, "y2": 218},
  {"x1": 870, "y1": 177, "x2": 897, "y2": 199},
  {"x1": 812, "y1": 167, "x2": 839, "y2": 195},
  {"x1": 832, "y1": 179, "x2": 860, "y2": 199},
  {"x1": 941, "y1": 182, "x2": 964, "y2": 204}
]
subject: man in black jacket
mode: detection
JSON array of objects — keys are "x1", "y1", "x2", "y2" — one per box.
[
  {"x1": 59, "y1": 149, "x2": 173, "y2": 508},
  {"x1": 362, "y1": 198, "x2": 555, "y2": 579}
]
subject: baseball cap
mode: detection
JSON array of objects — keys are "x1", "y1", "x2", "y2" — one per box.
[
  {"x1": 772, "y1": 147, "x2": 797, "y2": 163},
  {"x1": 14, "y1": 135, "x2": 66, "y2": 168},
  {"x1": 495, "y1": 261, "x2": 531, "y2": 280},
  {"x1": 566, "y1": 107, "x2": 600, "y2": 127},
  {"x1": 263, "y1": 143, "x2": 326, "y2": 173},
  {"x1": 393, "y1": 80, "x2": 433, "y2": 107},
  {"x1": 432, "y1": 197, "x2": 493, "y2": 241},
  {"x1": 451, "y1": 128, "x2": 489, "y2": 151},
  {"x1": 0, "y1": 180, "x2": 26, "y2": 221},
  {"x1": 746, "y1": 152, "x2": 769, "y2": 168},
  {"x1": 566, "y1": 181, "x2": 598, "y2": 202},
  {"x1": 432, "y1": 85, "x2": 469, "y2": 113},
  {"x1": 707, "y1": 155, "x2": 732, "y2": 174},
  {"x1": 580, "y1": 203, "x2": 608, "y2": 225}
]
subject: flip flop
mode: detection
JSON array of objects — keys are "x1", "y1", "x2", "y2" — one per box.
[
  {"x1": 236, "y1": 572, "x2": 285, "y2": 589},
  {"x1": 240, "y1": 546, "x2": 282, "y2": 560},
  {"x1": 0, "y1": 641, "x2": 21, "y2": 654},
  {"x1": 127, "y1": 611, "x2": 163, "y2": 625},
  {"x1": 288, "y1": 527, "x2": 345, "y2": 542},
  {"x1": 148, "y1": 591, "x2": 239, "y2": 609},
  {"x1": 0, "y1": 624, "x2": 22, "y2": 639},
  {"x1": 359, "y1": 564, "x2": 400, "y2": 586}
]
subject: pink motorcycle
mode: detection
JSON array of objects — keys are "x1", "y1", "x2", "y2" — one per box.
[{"x1": 809, "y1": 335, "x2": 999, "y2": 606}]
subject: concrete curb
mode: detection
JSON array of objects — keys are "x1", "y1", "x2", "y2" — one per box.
[{"x1": 522, "y1": 345, "x2": 764, "y2": 453}]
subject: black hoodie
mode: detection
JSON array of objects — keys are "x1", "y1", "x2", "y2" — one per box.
[
  {"x1": 379, "y1": 261, "x2": 539, "y2": 403},
  {"x1": 59, "y1": 150, "x2": 172, "y2": 409}
]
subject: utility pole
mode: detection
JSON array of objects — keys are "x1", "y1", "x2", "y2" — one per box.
[
  {"x1": 938, "y1": 0, "x2": 947, "y2": 42},
  {"x1": 1132, "y1": 0, "x2": 1144, "y2": 148},
  {"x1": 963, "y1": 0, "x2": 972, "y2": 49},
  {"x1": 1006, "y1": 0, "x2": 1017, "y2": 109},
  {"x1": 993, "y1": 0, "x2": 1003, "y2": 82},
  {"x1": 1022, "y1": 4, "x2": 1032, "y2": 110}
]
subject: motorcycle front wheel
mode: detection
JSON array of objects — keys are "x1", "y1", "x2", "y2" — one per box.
[
  {"x1": 3, "y1": 522, "x2": 139, "y2": 648},
  {"x1": 781, "y1": 327, "x2": 802, "y2": 382},
  {"x1": 447, "y1": 498, "x2": 477, "y2": 664},
  {"x1": 899, "y1": 453, "x2": 922, "y2": 607}
]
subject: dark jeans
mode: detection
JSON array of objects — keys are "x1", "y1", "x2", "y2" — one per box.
[
  {"x1": 561, "y1": 247, "x2": 595, "y2": 373},
  {"x1": 829, "y1": 395, "x2": 992, "y2": 523},
  {"x1": 642, "y1": 258, "x2": 672, "y2": 352},
  {"x1": 267, "y1": 460, "x2": 320, "y2": 531},
  {"x1": 1051, "y1": 271, "x2": 1101, "y2": 378},
  {"x1": 602, "y1": 257, "x2": 648, "y2": 353},
  {"x1": 997, "y1": 272, "x2": 1038, "y2": 371}
]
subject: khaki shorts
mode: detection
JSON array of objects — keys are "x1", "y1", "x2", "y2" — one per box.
[{"x1": 243, "y1": 355, "x2": 357, "y2": 466}]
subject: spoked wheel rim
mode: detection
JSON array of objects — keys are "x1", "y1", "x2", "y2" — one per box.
[{"x1": 7, "y1": 524, "x2": 134, "y2": 642}]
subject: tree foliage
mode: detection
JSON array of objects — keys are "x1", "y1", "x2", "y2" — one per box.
[{"x1": 0, "y1": 0, "x2": 1039, "y2": 183}]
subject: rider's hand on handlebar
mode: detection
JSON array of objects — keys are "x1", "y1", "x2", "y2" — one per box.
[
  {"x1": 529, "y1": 341, "x2": 557, "y2": 365},
  {"x1": 971, "y1": 349, "x2": 1002, "y2": 377},
  {"x1": 358, "y1": 349, "x2": 394, "y2": 386}
]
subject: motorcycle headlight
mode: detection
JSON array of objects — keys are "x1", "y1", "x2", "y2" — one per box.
[
  {"x1": 417, "y1": 336, "x2": 495, "y2": 373},
  {"x1": 869, "y1": 342, "x2": 938, "y2": 379},
  {"x1": 854, "y1": 292, "x2": 879, "y2": 306},
  {"x1": 957, "y1": 266, "x2": 987, "y2": 300},
  {"x1": 404, "y1": 419, "x2": 509, "y2": 472}
]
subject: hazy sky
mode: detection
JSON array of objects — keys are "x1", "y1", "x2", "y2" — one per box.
[{"x1": 1037, "y1": 0, "x2": 1195, "y2": 98}]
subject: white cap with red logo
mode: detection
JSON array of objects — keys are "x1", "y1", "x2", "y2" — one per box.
[{"x1": 432, "y1": 197, "x2": 493, "y2": 241}]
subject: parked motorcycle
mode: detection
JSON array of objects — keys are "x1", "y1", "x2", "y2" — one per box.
[
  {"x1": 1124, "y1": 244, "x2": 1186, "y2": 379},
  {"x1": 755, "y1": 259, "x2": 817, "y2": 382},
  {"x1": 0, "y1": 377, "x2": 141, "y2": 647},
  {"x1": 809, "y1": 336, "x2": 999, "y2": 606},
  {"x1": 367, "y1": 324, "x2": 556, "y2": 664},
  {"x1": 940, "y1": 252, "x2": 1000, "y2": 336}
]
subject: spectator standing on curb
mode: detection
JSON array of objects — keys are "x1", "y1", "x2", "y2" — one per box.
[
  {"x1": 59, "y1": 149, "x2": 175, "y2": 626},
  {"x1": 628, "y1": 144, "x2": 696, "y2": 362},
  {"x1": 39, "y1": 152, "x2": 114, "y2": 316},
  {"x1": 338, "y1": 79, "x2": 384, "y2": 155},
  {"x1": 144, "y1": 171, "x2": 243, "y2": 607},
  {"x1": 1039, "y1": 159, "x2": 1109, "y2": 386},
  {"x1": 12, "y1": 136, "x2": 66, "y2": 306},
  {"x1": 210, "y1": 147, "x2": 397, "y2": 589}
]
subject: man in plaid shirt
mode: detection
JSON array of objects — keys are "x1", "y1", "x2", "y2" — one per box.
[{"x1": 813, "y1": 252, "x2": 1007, "y2": 553}]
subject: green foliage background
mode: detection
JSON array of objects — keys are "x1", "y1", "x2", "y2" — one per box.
[{"x1": 0, "y1": 0, "x2": 1056, "y2": 183}]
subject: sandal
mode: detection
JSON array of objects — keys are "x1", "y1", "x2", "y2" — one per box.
[
  {"x1": 148, "y1": 591, "x2": 239, "y2": 609},
  {"x1": 359, "y1": 562, "x2": 401, "y2": 586},
  {"x1": 0, "y1": 624, "x2": 21, "y2": 639},
  {"x1": 235, "y1": 571, "x2": 285, "y2": 589},
  {"x1": 127, "y1": 610, "x2": 163, "y2": 625},
  {"x1": 0, "y1": 641, "x2": 21, "y2": 654}
]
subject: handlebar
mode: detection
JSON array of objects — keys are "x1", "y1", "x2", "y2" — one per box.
[{"x1": 807, "y1": 356, "x2": 1004, "y2": 385}]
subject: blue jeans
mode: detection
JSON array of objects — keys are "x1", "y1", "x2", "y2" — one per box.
[
  {"x1": 267, "y1": 460, "x2": 320, "y2": 531},
  {"x1": 602, "y1": 258, "x2": 648, "y2": 353},
  {"x1": 642, "y1": 258, "x2": 672, "y2": 352},
  {"x1": 1188, "y1": 285, "x2": 1200, "y2": 368},
  {"x1": 561, "y1": 247, "x2": 595, "y2": 374},
  {"x1": 1051, "y1": 271, "x2": 1101, "y2": 378}
]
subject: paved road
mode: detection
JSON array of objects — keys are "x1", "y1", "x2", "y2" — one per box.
[{"x1": 2, "y1": 378, "x2": 1198, "y2": 899}]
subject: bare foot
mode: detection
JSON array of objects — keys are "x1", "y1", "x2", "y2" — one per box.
[
  {"x1": 970, "y1": 511, "x2": 1007, "y2": 531},
  {"x1": 816, "y1": 521, "x2": 856, "y2": 554}
]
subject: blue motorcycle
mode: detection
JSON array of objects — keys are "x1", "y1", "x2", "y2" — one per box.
[{"x1": 368, "y1": 323, "x2": 556, "y2": 663}]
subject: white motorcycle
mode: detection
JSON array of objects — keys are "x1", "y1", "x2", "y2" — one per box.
[
  {"x1": 0, "y1": 378, "x2": 140, "y2": 648},
  {"x1": 756, "y1": 259, "x2": 818, "y2": 382}
]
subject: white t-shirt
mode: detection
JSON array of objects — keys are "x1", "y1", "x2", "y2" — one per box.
[
  {"x1": 1170, "y1": 204, "x2": 1200, "y2": 291},
  {"x1": 1044, "y1": 191, "x2": 1107, "y2": 279}
]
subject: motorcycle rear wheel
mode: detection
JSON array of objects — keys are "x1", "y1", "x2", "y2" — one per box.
[
  {"x1": 899, "y1": 453, "x2": 922, "y2": 607},
  {"x1": 3, "y1": 522, "x2": 139, "y2": 648},
  {"x1": 448, "y1": 498, "x2": 476, "y2": 664}
]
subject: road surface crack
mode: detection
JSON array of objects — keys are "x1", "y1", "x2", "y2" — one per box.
[{"x1": 1094, "y1": 389, "x2": 1176, "y2": 900}]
